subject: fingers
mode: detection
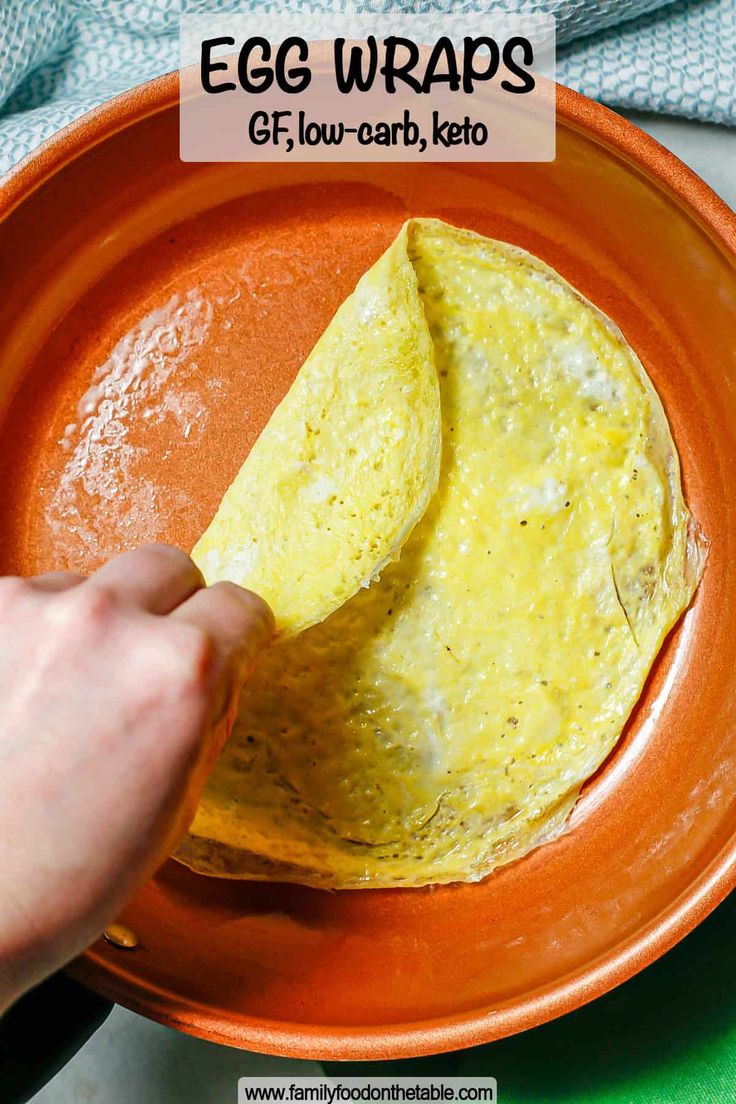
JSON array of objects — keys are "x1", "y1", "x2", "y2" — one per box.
[
  {"x1": 29, "y1": 571, "x2": 85, "y2": 593},
  {"x1": 89, "y1": 543, "x2": 204, "y2": 615},
  {"x1": 172, "y1": 582, "x2": 274, "y2": 682},
  {"x1": 173, "y1": 584, "x2": 274, "y2": 753}
]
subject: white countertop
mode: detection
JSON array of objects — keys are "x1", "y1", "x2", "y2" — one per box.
[{"x1": 34, "y1": 110, "x2": 736, "y2": 1104}]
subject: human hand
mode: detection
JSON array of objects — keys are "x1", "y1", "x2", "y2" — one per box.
[{"x1": 0, "y1": 544, "x2": 273, "y2": 1012}]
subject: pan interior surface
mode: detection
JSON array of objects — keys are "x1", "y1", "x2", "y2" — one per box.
[{"x1": 0, "y1": 85, "x2": 734, "y2": 1057}]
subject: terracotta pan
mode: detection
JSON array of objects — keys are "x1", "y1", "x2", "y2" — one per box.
[{"x1": 0, "y1": 74, "x2": 735, "y2": 1060}]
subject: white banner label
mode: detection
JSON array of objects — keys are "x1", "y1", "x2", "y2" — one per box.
[
  {"x1": 180, "y1": 7, "x2": 555, "y2": 162},
  {"x1": 237, "y1": 1077, "x2": 498, "y2": 1104}
]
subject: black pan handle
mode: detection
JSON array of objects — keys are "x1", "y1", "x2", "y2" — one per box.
[{"x1": 0, "y1": 972, "x2": 113, "y2": 1103}]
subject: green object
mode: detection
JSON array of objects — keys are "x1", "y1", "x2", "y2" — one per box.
[{"x1": 323, "y1": 893, "x2": 736, "y2": 1102}]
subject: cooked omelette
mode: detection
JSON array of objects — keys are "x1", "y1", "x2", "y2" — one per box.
[{"x1": 178, "y1": 218, "x2": 704, "y2": 888}]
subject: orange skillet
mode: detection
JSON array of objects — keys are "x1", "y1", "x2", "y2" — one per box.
[{"x1": 0, "y1": 75, "x2": 734, "y2": 1059}]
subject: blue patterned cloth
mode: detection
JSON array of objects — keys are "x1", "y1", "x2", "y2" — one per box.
[{"x1": 0, "y1": 0, "x2": 734, "y2": 175}]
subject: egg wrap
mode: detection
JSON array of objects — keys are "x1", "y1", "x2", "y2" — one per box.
[
  {"x1": 192, "y1": 222, "x2": 441, "y2": 636},
  {"x1": 179, "y1": 218, "x2": 705, "y2": 888}
]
